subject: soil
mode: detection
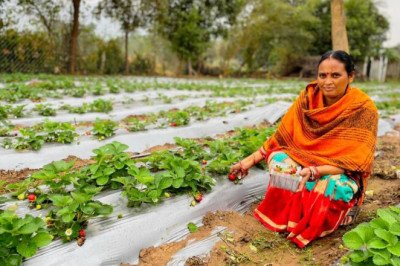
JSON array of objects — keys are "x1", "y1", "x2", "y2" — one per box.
[{"x1": 132, "y1": 130, "x2": 400, "y2": 266}]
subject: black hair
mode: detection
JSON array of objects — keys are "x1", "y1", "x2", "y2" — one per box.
[{"x1": 318, "y1": 50, "x2": 355, "y2": 75}]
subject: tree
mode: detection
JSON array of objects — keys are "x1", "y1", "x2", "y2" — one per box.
[
  {"x1": 69, "y1": 0, "x2": 81, "y2": 74},
  {"x1": 331, "y1": 0, "x2": 349, "y2": 52},
  {"x1": 17, "y1": 0, "x2": 63, "y2": 39},
  {"x1": 96, "y1": 0, "x2": 153, "y2": 74},
  {"x1": 307, "y1": 0, "x2": 388, "y2": 62},
  {"x1": 227, "y1": 0, "x2": 317, "y2": 75},
  {"x1": 155, "y1": 0, "x2": 244, "y2": 75}
]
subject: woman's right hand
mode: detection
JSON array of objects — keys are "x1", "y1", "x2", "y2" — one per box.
[
  {"x1": 297, "y1": 167, "x2": 312, "y2": 192},
  {"x1": 229, "y1": 161, "x2": 249, "y2": 179}
]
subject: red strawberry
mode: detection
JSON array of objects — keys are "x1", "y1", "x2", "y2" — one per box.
[
  {"x1": 228, "y1": 173, "x2": 236, "y2": 181},
  {"x1": 170, "y1": 122, "x2": 177, "y2": 127},
  {"x1": 201, "y1": 160, "x2": 207, "y2": 165},
  {"x1": 79, "y1": 229, "x2": 86, "y2": 237},
  {"x1": 194, "y1": 192, "x2": 203, "y2": 202},
  {"x1": 27, "y1": 194, "x2": 36, "y2": 202}
]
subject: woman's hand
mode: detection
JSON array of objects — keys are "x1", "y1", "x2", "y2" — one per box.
[
  {"x1": 297, "y1": 167, "x2": 312, "y2": 192},
  {"x1": 229, "y1": 161, "x2": 249, "y2": 179}
]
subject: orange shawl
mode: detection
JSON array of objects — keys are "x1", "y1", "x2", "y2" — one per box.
[{"x1": 263, "y1": 81, "x2": 378, "y2": 175}]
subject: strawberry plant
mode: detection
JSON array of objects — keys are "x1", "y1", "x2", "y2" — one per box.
[
  {"x1": 62, "y1": 103, "x2": 90, "y2": 114},
  {"x1": 341, "y1": 205, "x2": 400, "y2": 265},
  {"x1": 34, "y1": 104, "x2": 56, "y2": 116},
  {"x1": 92, "y1": 119, "x2": 118, "y2": 140},
  {"x1": 206, "y1": 140, "x2": 242, "y2": 175},
  {"x1": 89, "y1": 99, "x2": 113, "y2": 113},
  {"x1": 165, "y1": 110, "x2": 190, "y2": 126},
  {"x1": 82, "y1": 141, "x2": 134, "y2": 189},
  {"x1": 42, "y1": 120, "x2": 78, "y2": 144},
  {"x1": 0, "y1": 210, "x2": 53, "y2": 265},
  {"x1": 2, "y1": 128, "x2": 44, "y2": 151},
  {"x1": 31, "y1": 160, "x2": 76, "y2": 196},
  {"x1": 174, "y1": 137, "x2": 208, "y2": 161},
  {"x1": 46, "y1": 191, "x2": 113, "y2": 242},
  {"x1": 67, "y1": 87, "x2": 85, "y2": 98},
  {"x1": 9, "y1": 105, "x2": 26, "y2": 118},
  {"x1": 126, "y1": 118, "x2": 147, "y2": 132}
]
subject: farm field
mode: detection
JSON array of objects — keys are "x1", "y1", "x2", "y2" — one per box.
[{"x1": 0, "y1": 74, "x2": 399, "y2": 266}]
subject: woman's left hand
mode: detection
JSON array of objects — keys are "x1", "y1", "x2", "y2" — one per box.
[{"x1": 297, "y1": 167, "x2": 312, "y2": 192}]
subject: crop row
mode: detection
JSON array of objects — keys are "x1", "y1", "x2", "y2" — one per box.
[
  {"x1": 0, "y1": 100, "x2": 253, "y2": 151},
  {"x1": 0, "y1": 125, "x2": 275, "y2": 265}
]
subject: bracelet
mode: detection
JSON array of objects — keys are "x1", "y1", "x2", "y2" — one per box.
[
  {"x1": 259, "y1": 148, "x2": 267, "y2": 159},
  {"x1": 309, "y1": 166, "x2": 321, "y2": 180},
  {"x1": 309, "y1": 167, "x2": 316, "y2": 181}
]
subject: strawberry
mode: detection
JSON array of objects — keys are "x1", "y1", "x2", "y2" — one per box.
[
  {"x1": 194, "y1": 192, "x2": 203, "y2": 202},
  {"x1": 36, "y1": 204, "x2": 42, "y2": 210},
  {"x1": 190, "y1": 200, "x2": 196, "y2": 206},
  {"x1": 170, "y1": 122, "x2": 177, "y2": 127},
  {"x1": 79, "y1": 229, "x2": 86, "y2": 237},
  {"x1": 164, "y1": 192, "x2": 171, "y2": 198},
  {"x1": 27, "y1": 194, "x2": 36, "y2": 202},
  {"x1": 85, "y1": 131, "x2": 91, "y2": 136},
  {"x1": 201, "y1": 160, "x2": 207, "y2": 165},
  {"x1": 228, "y1": 173, "x2": 236, "y2": 181}
]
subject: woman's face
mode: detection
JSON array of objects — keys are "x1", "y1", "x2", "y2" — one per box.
[{"x1": 317, "y1": 57, "x2": 354, "y2": 105}]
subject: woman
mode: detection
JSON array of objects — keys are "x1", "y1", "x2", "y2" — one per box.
[{"x1": 230, "y1": 50, "x2": 378, "y2": 248}]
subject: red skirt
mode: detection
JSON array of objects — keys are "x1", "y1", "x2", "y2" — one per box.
[{"x1": 254, "y1": 184, "x2": 355, "y2": 248}]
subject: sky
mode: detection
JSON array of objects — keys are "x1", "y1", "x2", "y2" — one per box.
[
  {"x1": 89, "y1": 0, "x2": 400, "y2": 47},
  {"x1": 2, "y1": 0, "x2": 400, "y2": 47},
  {"x1": 375, "y1": 0, "x2": 400, "y2": 47}
]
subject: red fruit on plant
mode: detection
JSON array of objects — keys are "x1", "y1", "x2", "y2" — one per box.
[
  {"x1": 228, "y1": 173, "x2": 236, "y2": 181},
  {"x1": 170, "y1": 122, "x2": 177, "y2": 127},
  {"x1": 27, "y1": 194, "x2": 36, "y2": 202},
  {"x1": 194, "y1": 193, "x2": 203, "y2": 202},
  {"x1": 202, "y1": 160, "x2": 207, "y2": 165},
  {"x1": 79, "y1": 229, "x2": 86, "y2": 237}
]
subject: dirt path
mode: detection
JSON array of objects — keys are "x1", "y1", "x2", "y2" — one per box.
[{"x1": 133, "y1": 132, "x2": 400, "y2": 266}]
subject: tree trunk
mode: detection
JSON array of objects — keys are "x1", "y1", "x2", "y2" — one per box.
[
  {"x1": 125, "y1": 30, "x2": 129, "y2": 75},
  {"x1": 69, "y1": 0, "x2": 81, "y2": 74},
  {"x1": 331, "y1": 0, "x2": 349, "y2": 53}
]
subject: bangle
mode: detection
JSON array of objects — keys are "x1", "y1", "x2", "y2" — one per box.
[
  {"x1": 309, "y1": 167, "x2": 315, "y2": 181},
  {"x1": 259, "y1": 148, "x2": 267, "y2": 159},
  {"x1": 309, "y1": 166, "x2": 321, "y2": 180}
]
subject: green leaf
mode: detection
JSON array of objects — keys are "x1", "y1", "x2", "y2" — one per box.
[
  {"x1": 103, "y1": 167, "x2": 115, "y2": 176},
  {"x1": 32, "y1": 232, "x2": 53, "y2": 248},
  {"x1": 343, "y1": 231, "x2": 364, "y2": 250},
  {"x1": 187, "y1": 222, "x2": 198, "y2": 233},
  {"x1": 81, "y1": 205, "x2": 95, "y2": 215},
  {"x1": 388, "y1": 242, "x2": 400, "y2": 256},
  {"x1": 389, "y1": 222, "x2": 400, "y2": 236},
  {"x1": 370, "y1": 218, "x2": 389, "y2": 230},
  {"x1": 18, "y1": 222, "x2": 39, "y2": 235},
  {"x1": 377, "y1": 209, "x2": 397, "y2": 225},
  {"x1": 159, "y1": 177, "x2": 173, "y2": 190},
  {"x1": 349, "y1": 250, "x2": 369, "y2": 263},
  {"x1": 49, "y1": 195, "x2": 72, "y2": 207},
  {"x1": 71, "y1": 192, "x2": 91, "y2": 204},
  {"x1": 95, "y1": 204, "x2": 113, "y2": 216},
  {"x1": 367, "y1": 237, "x2": 388, "y2": 249},
  {"x1": 96, "y1": 175, "x2": 109, "y2": 186},
  {"x1": 16, "y1": 240, "x2": 37, "y2": 258},
  {"x1": 391, "y1": 257, "x2": 400, "y2": 266},
  {"x1": 373, "y1": 252, "x2": 391, "y2": 265},
  {"x1": 5, "y1": 254, "x2": 22, "y2": 266},
  {"x1": 356, "y1": 223, "x2": 375, "y2": 242},
  {"x1": 172, "y1": 178, "x2": 184, "y2": 188},
  {"x1": 62, "y1": 213, "x2": 75, "y2": 223},
  {"x1": 136, "y1": 169, "x2": 154, "y2": 184},
  {"x1": 374, "y1": 229, "x2": 398, "y2": 246}
]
